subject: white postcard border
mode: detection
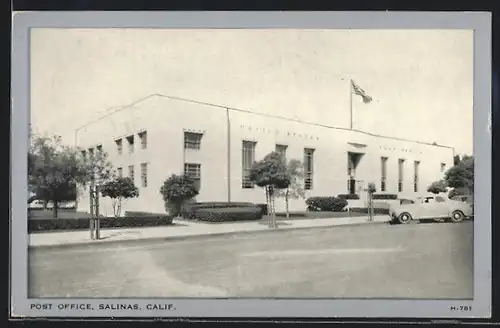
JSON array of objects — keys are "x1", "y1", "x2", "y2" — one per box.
[{"x1": 11, "y1": 11, "x2": 492, "y2": 318}]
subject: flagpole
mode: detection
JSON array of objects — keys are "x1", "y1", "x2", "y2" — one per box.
[{"x1": 349, "y1": 79, "x2": 353, "y2": 130}]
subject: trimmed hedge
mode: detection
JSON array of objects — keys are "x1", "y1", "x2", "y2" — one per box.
[
  {"x1": 28, "y1": 215, "x2": 174, "y2": 233},
  {"x1": 305, "y1": 197, "x2": 348, "y2": 212},
  {"x1": 372, "y1": 193, "x2": 398, "y2": 200},
  {"x1": 337, "y1": 194, "x2": 360, "y2": 200},
  {"x1": 181, "y1": 202, "x2": 266, "y2": 219},
  {"x1": 349, "y1": 207, "x2": 390, "y2": 215},
  {"x1": 125, "y1": 211, "x2": 167, "y2": 217},
  {"x1": 193, "y1": 207, "x2": 262, "y2": 222}
]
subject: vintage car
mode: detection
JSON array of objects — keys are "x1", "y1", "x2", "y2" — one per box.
[{"x1": 389, "y1": 194, "x2": 473, "y2": 224}]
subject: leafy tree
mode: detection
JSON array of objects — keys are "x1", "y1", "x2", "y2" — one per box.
[
  {"x1": 101, "y1": 177, "x2": 139, "y2": 217},
  {"x1": 28, "y1": 134, "x2": 113, "y2": 218},
  {"x1": 444, "y1": 155, "x2": 474, "y2": 194},
  {"x1": 160, "y1": 174, "x2": 199, "y2": 217},
  {"x1": 250, "y1": 152, "x2": 290, "y2": 228},
  {"x1": 427, "y1": 180, "x2": 448, "y2": 194},
  {"x1": 276, "y1": 159, "x2": 306, "y2": 219},
  {"x1": 29, "y1": 135, "x2": 87, "y2": 218}
]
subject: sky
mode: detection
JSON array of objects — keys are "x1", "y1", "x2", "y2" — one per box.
[{"x1": 30, "y1": 28, "x2": 474, "y2": 155}]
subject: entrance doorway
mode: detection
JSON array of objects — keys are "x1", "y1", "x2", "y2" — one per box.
[{"x1": 347, "y1": 151, "x2": 364, "y2": 194}]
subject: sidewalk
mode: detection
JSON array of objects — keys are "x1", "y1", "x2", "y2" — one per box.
[{"x1": 28, "y1": 215, "x2": 390, "y2": 249}]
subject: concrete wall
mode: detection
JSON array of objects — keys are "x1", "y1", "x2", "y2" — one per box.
[{"x1": 76, "y1": 95, "x2": 454, "y2": 216}]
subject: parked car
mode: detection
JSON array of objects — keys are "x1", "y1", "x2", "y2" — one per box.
[
  {"x1": 28, "y1": 199, "x2": 46, "y2": 209},
  {"x1": 389, "y1": 194, "x2": 473, "y2": 224},
  {"x1": 46, "y1": 201, "x2": 76, "y2": 209}
]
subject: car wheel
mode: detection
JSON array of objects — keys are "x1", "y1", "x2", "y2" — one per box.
[
  {"x1": 450, "y1": 210, "x2": 465, "y2": 223},
  {"x1": 397, "y1": 212, "x2": 412, "y2": 224}
]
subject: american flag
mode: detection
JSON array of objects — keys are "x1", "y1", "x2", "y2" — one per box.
[{"x1": 351, "y1": 80, "x2": 373, "y2": 104}]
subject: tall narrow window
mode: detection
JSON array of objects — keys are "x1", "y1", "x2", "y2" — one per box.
[
  {"x1": 115, "y1": 139, "x2": 123, "y2": 155},
  {"x1": 381, "y1": 157, "x2": 388, "y2": 192},
  {"x1": 140, "y1": 163, "x2": 148, "y2": 187},
  {"x1": 138, "y1": 131, "x2": 147, "y2": 149},
  {"x1": 242, "y1": 141, "x2": 256, "y2": 188},
  {"x1": 304, "y1": 148, "x2": 315, "y2": 190},
  {"x1": 81, "y1": 150, "x2": 87, "y2": 161},
  {"x1": 275, "y1": 144, "x2": 288, "y2": 163},
  {"x1": 398, "y1": 159, "x2": 405, "y2": 192},
  {"x1": 440, "y1": 163, "x2": 446, "y2": 172},
  {"x1": 184, "y1": 163, "x2": 201, "y2": 191},
  {"x1": 128, "y1": 165, "x2": 135, "y2": 183},
  {"x1": 184, "y1": 132, "x2": 203, "y2": 150},
  {"x1": 88, "y1": 148, "x2": 94, "y2": 160},
  {"x1": 126, "y1": 135, "x2": 134, "y2": 154},
  {"x1": 117, "y1": 167, "x2": 123, "y2": 178},
  {"x1": 414, "y1": 161, "x2": 420, "y2": 192}
]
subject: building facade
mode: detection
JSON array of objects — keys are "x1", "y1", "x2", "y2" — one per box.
[{"x1": 75, "y1": 94, "x2": 455, "y2": 216}]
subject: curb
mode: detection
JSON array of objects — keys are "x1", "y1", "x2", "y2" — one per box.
[{"x1": 28, "y1": 220, "x2": 390, "y2": 251}]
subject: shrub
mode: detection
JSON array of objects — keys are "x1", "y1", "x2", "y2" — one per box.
[
  {"x1": 427, "y1": 180, "x2": 448, "y2": 194},
  {"x1": 160, "y1": 174, "x2": 199, "y2": 216},
  {"x1": 337, "y1": 194, "x2": 360, "y2": 200},
  {"x1": 28, "y1": 215, "x2": 174, "y2": 233},
  {"x1": 124, "y1": 211, "x2": 167, "y2": 217},
  {"x1": 349, "y1": 207, "x2": 390, "y2": 215},
  {"x1": 305, "y1": 197, "x2": 348, "y2": 212},
  {"x1": 372, "y1": 193, "x2": 398, "y2": 200},
  {"x1": 181, "y1": 202, "x2": 263, "y2": 219},
  {"x1": 193, "y1": 207, "x2": 262, "y2": 222}
]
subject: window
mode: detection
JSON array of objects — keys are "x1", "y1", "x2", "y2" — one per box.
[
  {"x1": 140, "y1": 163, "x2": 148, "y2": 187},
  {"x1": 242, "y1": 141, "x2": 256, "y2": 188},
  {"x1": 398, "y1": 159, "x2": 405, "y2": 192},
  {"x1": 435, "y1": 196, "x2": 446, "y2": 203},
  {"x1": 440, "y1": 163, "x2": 446, "y2": 172},
  {"x1": 138, "y1": 131, "x2": 147, "y2": 149},
  {"x1": 184, "y1": 163, "x2": 201, "y2": 191},
  {"x1": 115, "y1": 139, "x2": 123, "y2": 155},
  {"x1": 275, "y1": 144, "x2": 287, "y2": 162},
  {"x1": 117, "y1": 167, "x2": 123, "y2": 178},
  {"x1": 184, "y1": 132, "x2": 203, "y2": 150},
  {"x1": 81, "y1": 150, "x2": 87, "y2": 160},
  {"x1": 126, "y1": 135, "x2": 135, "y2": 154},
  {"x1": 128, "y1": 165, "x2": 135, "y2": 183},
  {"x1": 381, "y1": 157, "x2": 388, "y2": 192},
  {"x1": 414, "y1": 161, "x2": 420, "y2": 192},
  {"x1": 88, "y1": 148, "x2": 94, "y2": 160},
  {"x1": 304, "y1": 148, "x2": 315, "y2": 190}
]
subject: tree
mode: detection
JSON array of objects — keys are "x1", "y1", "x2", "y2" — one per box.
[
  {"x1": 29, "y1": 135, "x2": 87, "y2": 218},
  {"x1": 276, "y1": 159, "x2": 306, "y2": 219},
  {"x1": 101, "y1": 177, "x2": 139, "y2": 217},
  {"x1": 427, "y1": 180, "x2": 448, "y2": 194},
  {"x1": 444, "y1": 155, "x2": 474, "y2": 194},
  {"x1": 249, "y1": 152, "x2": 290, "y2": 228},
  {"x1": 28, "y1": 134, "x2": 113, "y2": 218},
  {"x1": 159, "y1": 174, "x2": 199, "y2": 217}
]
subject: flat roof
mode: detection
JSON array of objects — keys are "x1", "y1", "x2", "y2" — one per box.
[{"x1": 76, "y1": 93, "x2": 455, "y2": 152}]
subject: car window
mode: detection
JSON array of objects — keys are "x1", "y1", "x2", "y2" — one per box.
[{"x1": 435, "y1": 196, "x2": 445, "y2": 203}]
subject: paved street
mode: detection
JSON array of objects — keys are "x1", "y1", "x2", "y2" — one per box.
[{"x1": 29, "y1": 221, "x2": 473, "y2": 299}]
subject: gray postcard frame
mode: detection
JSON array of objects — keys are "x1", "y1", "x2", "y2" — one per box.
[{"x1": 11, "y1": 11, "x2": 491, "y2": 318}]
